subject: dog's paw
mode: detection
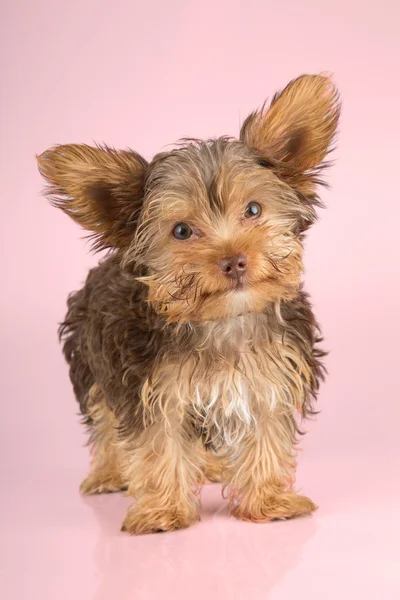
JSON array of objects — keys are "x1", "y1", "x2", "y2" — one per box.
[
  {"x1": 202, "y1": 461, "x2": 224, "y2": 484},
  {"x1": 232, "y1": 492, "x2": 317, "y2": 523},
  {"x1": 79, "y1": 471, "x2": 127, "y2": 495},
  {"x1": 121, "y1": 501, "x2": 199, "y2": 535},
  {"x1": 199, "y1": 451, "x2": 225, "y2": 484}
]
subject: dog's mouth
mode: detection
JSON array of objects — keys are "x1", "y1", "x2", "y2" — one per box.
[
  {"x1": 147, "y1": 274, "x2": 274, "y2": 307},
  {"x1": 196, "y1": 276, "x2": 270, "y2": 301},
  {"x1": 229, "y1": 277, "x2": 245, "y2": 291}
]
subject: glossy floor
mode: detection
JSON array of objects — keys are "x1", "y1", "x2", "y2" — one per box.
[{"x1": 2, "y1": 452, "x2": 399, "y2": 600}]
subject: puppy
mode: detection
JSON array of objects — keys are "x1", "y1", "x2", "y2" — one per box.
[{"x1": 37, "y1": 74, "x2": 340, "y2": 534}]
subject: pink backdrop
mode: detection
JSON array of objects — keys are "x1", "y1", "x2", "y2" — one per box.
[{"x1": 1, "y1": 1, "x2": 399, "y2": 598}]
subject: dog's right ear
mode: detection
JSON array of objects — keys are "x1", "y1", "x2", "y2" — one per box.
[{"x1": 37, "y1": 144, "x2": 148, "y2": 250}]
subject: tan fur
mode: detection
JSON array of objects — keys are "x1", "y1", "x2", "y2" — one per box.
[
  {"x1": 240, "y1": 74, "x2": 340, "y2": 195},
  {"x1": 132, "y1": 153, "x2": 306, "y2": 323},
  {"x1": 201, "y1": 449, "x2": 224, "y2": 483},
  {"x1": 83, "y1": 312, "x2": 316, "y2": 527},
  {"x1": 226, "y1": 413, "x2": 316, "y2": 521},
  {"x1": 37, "y1": 73, "x2": 339, "y2": 534},
  {"x1": 82, "y1": 315, "x2": 314, "y2": 527},
  {"x1": 119, "y1": 420, "x2": 203, "y2": 534},
  {"x1": 37, "y1": 144, "x2": 147, "y2": 250},
  {"x1": 80, "y1": 385, "x2": 126, "y2": 494},
  {"x1": 135, "y1": 312, "x2": 313, "y2": 447}
]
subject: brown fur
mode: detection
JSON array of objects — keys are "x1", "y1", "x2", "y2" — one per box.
[
  {"x1": 37, "y1": 74, "x2": 339, "y2": 534},
  {"x1": 80, "y1": 384, "x2": 127, "y2": 494}
]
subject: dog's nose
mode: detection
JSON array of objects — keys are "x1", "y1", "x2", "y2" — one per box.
[{"x1": 219, "y1": 253, "x2": 248, "y2": 279}]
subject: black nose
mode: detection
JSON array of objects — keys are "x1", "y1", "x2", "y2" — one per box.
[{"x1": 219, "y1": 253, "x2": 248, "y2": 279}]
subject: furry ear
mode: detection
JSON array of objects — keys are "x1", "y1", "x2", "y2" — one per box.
[
  {"x1": 240, "y1": 74, "x2": 340, "y2": 193},
  {"x1": 37, "y1": 144, "x2": 148, "y2": 250}
]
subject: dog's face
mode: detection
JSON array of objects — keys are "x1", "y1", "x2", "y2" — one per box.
[
  {"x1": 133, "y1": 140, "x2": 307, "y2": 321},
  {"x1": 37, "y1": 74, "x2": 340, "y2": 322}
]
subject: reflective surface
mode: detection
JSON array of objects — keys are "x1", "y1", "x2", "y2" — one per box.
[{"x1": 2, "y1": 455, "x2": 399, "y2": 599}]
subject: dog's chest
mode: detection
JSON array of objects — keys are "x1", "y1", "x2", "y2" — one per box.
[
  {"x1": 195, "y1": 366, "x2": 254, "y2": 426},
  {"x1": 191, "y1": 315, "x2": 279, "y2": 443},
  {"x1": 146, "y1": 313, "x2": 300, "y2": 446}
]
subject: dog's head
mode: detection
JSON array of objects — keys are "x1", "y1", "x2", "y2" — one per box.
[{"x1": 38, "y1": 74, "x2": 340, "y2": 322}]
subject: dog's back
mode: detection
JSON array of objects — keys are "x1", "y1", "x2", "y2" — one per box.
[
  {"x1": 59, "y1": 256, "x2": 124, "y2": 421},
  {"x1": 58, "y1": 254, "x2": 158, "y2": 427},
  {"x1": 59, "y1": 271, "x2": 98, "y2": 421}
]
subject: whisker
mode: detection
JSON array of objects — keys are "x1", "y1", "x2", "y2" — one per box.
[
  {"x1": 274, "y1": 249, "x2": 294, "y2": 263},
  {"x1": 267, "y1": 257, "x2": 283, "y2": 273}
]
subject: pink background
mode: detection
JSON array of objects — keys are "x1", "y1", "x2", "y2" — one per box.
[{"x1": 1, "y1": 1, "x2": 400, "y2": 598}]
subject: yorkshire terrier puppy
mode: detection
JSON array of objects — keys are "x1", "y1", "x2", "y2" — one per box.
[{"x1": 37, "y1": 74, "x2": 340, "y2": 535}]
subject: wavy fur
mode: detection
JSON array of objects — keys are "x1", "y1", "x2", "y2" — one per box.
[{"x1": 37, "y1": 73, "x2": 339, "y2": 534}]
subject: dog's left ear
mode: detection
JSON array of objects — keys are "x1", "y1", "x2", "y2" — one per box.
[
  {"x1": 37, "y1": 144, "x2": 148, "y2": 250},
  {"x1": 240, "y1": 74, "x2": 340, "y2": 194}
]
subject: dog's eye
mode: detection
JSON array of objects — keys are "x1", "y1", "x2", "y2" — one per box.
[
  {"x1": 172, "y1": 222, "x2": 193, "y2": 240},
  {"x1": 244, "y1": 202, "x2": 262, "y2": 219}
]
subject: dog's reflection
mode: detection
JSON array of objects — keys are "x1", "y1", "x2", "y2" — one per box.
[{"x1": 82, "y1": 484, "x2": 317, "y2": 600}]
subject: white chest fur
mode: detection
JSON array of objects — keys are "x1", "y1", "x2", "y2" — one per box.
[
  {"x1": 143, "y1": 312, "x2": 306, "y2": 448},
  {"x1": 192, "y1": 314, "x2": 286, "y2": 446}
]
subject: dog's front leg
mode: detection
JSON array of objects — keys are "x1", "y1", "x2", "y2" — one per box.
[
  {"x1": 226, "y1": 412, "x2": 317, "y2": 522},
  {"x1": 120, "y1": 418, "x2": 203, "y2": 535}
]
